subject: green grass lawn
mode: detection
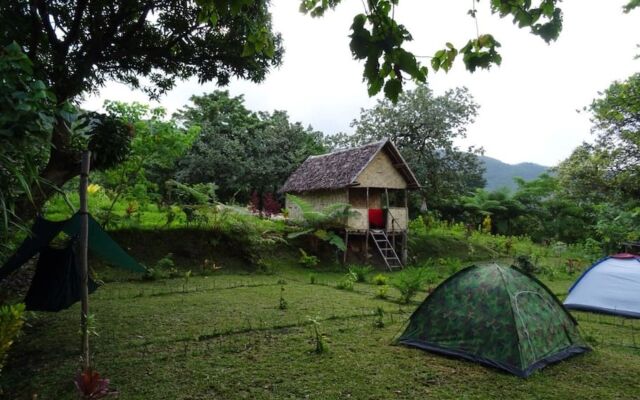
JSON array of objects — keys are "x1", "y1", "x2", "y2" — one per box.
[{"x1": 3, "y1": 263, "x2": 640, "y2": 400}]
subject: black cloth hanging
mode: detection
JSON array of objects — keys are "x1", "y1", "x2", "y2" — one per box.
[{"x1": 24, "y1": 245, "x2": 99, "y2": 312}]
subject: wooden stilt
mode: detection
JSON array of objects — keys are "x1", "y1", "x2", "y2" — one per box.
[
  {"x1": 365, "y1": 187, "x2": 370, "y2": 261},
  {"x1": 403, "y1": 189, "x2": 408, "y2": 263},
  {"x1": 343, "y1": 231, "x2": 349, "y2": 264},
  {"x1": 365, "y1": 229, "x2": 369, "y2": 262}
]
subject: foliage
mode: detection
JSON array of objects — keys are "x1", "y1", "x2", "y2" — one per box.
[
  {"x1": 375, "y1": 285, "x2": 389, "y2": 299},
  {"x1": 0, "y1": 303, "x2": 25, "y2": 378},
  {"x1": 373, "y1": 306, "x2": 385, "y2": 328},
  {"x1": 1, "y1": 0, "x2": 283, "y2": 228},
  {"x1": 286, "y1": 195, "x2": 353, "y2": 252},
  {"x1": 156, "y1": 253, "x2": 175, "y2": 270},
  {"x1": 2, "y1": 1, "x2": 283, "y2": 101},
  {"x1": 308, "y1": 273, "x2": 318, "y2": 285},
  {"x1": 348, "y1": 265, "x2": 372, "y2": 283},
  {"x1": 372, "y1": 274, "x2": 388, "y2": 286},
  {"x1": 175, "y1": 91, "x2": 326, "y2": 203},
  {"x1": 0, "y1": 42, "x2": 56, "y2": 248},
  {"x1": 279, "y1": 286, "x2": 288, "y2": 310},
  {"x1": 336, "y1": 273, "x2": 356, "y2": 291},
  {"x1": 391, "y1": 267, "x2": 430, "y2": 303},
  {"x1": 513, "y1": 255, "x2": 537, "y2": 275},
  {"x1": 336, "y1": 84, "x2": 485, "y2": 212},
  {"x1": 301, "y1": 0, "x2": 564, "y2": 101},
  {"x1": 94, "y1": 101, "x2": 198, "y2": 226},
  {"x1": 74, "y1": 368, "x2": 115, "y2": 400},
  {"x1": 587, "y1": 73, "x2": 640, "y2": 200},
  {"x1": 307, "y1": 316, "x2": 326, "y2": 354},
  {"x1": 299, "y1": 249, "x2": 320, "y2": 269}
]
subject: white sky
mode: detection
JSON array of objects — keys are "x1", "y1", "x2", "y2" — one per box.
[{"x1": 83, "y1": 0, "x2": 639, "y2": 166}]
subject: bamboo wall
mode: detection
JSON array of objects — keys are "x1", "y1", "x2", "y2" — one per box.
[
  {"x1": 348, "y1": 188, "x2": 382, "y2": 208},
  {"x1": 355, "y1": 151, "x2": 407, "y2": 189},
  {"x1": 286, "y1": 189, "x2": 348, "y2": 221}
]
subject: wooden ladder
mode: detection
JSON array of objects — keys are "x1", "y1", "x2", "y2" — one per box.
[{"x1": 369, "y1": 229, "x2": 403, "y2": 271}]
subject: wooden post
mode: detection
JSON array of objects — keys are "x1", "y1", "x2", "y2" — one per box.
[
  {"x1": 386, "y1": 188, "x2": 395, "y2": 249},
  {"x1": 343, "y1": 231, "x2": 349, "y2": 264},
  {"x1": 79, "y1": 151, "x2": 91, "y2": 369},
  {"x1": 365, "y1": 188, "x2": 369, "y2": 259},
  {"x1": 344, "y1": 188, "x2": 350, "y2": 263},
  {"x1": 403, "y1": 189, "x2": 408, "y2": 264}
]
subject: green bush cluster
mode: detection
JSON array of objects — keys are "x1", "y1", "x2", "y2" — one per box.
[
  {"x1": 391, "y1": 267, "x2": 432, "y2": 303},
  {"x1": 348, "y1": 265, "x2": 372, "y2": 283},
  {"x1": 372, "y1": 274, "x2": 388, "y2": 285},
  {"x1": 0, "y1": 303, "x2": 25, "y2": 378}
]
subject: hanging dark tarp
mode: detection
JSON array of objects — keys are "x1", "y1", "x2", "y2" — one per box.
[
  {"x1": 0, "y1": 213, "x2": 145, "y2": 281},
  {"x1": 25, "y1": 245, "x2": 99, "y2": 312},
  {"x1": 0, "y1": 212, "x2": 145, "y2": 311}
]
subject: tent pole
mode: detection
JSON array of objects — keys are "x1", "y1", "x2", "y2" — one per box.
[{"x1": 79, "y1": 151, "x2": 91, "y2": 369}]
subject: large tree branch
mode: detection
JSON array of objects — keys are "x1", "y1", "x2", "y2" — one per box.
[
  {"x1": 63, "y1": 0, "x2": 89, "y2": 50},
  {"x1": 32, "y1": 0, "x2": 61, "y2": 50}
]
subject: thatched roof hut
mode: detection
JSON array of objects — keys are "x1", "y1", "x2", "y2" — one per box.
[{"x1": 281, "y1": 139, "x2": 418, "y2": 268}]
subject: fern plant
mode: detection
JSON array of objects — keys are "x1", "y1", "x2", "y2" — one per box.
[{"x1": 286, "y1": 194, "x2": 355, "y2": 252}]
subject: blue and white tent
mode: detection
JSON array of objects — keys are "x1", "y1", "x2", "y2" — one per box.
[{"x1": 564, "y1": 254, "x2": 640, "y2": 318}]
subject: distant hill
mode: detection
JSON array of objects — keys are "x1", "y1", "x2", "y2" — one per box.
[{"x1": 479, "y1": 155, "x2": 549, "y2": 191}]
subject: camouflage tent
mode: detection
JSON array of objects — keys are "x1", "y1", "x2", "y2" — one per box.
[{"x1": 397, "y1": 264, "x2": 589, "y2": 377}]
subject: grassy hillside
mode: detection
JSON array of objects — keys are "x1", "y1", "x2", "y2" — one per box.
[
  {"x1": 2, "y1": 259, "x2": 640, "y2": 399},
  {"x1": 480, "y1": 155, "x2": 548, "y2": 191}
]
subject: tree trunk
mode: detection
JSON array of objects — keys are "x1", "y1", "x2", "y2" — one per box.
[{"x1": 15, "y1": 121, "x2": 81, "y2": 222}]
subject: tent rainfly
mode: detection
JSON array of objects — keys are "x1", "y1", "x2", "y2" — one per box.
[
  {"x1": 564, "y1": 253, "x2": 640, "y2": 318},
  {"x1": 397, "y1": 264, "x2": 589, "y2": 377},
  {"x1": 0, "y1": 212, "x2": 145, "y2": 311}
]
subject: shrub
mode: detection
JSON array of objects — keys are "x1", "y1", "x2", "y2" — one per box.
[
  {"x1": 348, "y1": 265, "x2": 372, "y2": 282},
  {"x1": 309, "y1": 273, "x2": 318, "y2": 285},
  {"x1": 142, "y1": 267, "x2": 167, "y2": 281},
  {"x1": 336, "y1": 273, "x2": 356, "y2": 291},
  {"x1": 438, "y1": 257, "x2": 463, "y2": 276},
  {"x1": 0, "y1": 303, "x2": 25, "y2": 378},
  {"x1": 298, "y1": 248, "x2": 320, "y2": 268},
  {"x1": 373, "y1": 307, "x2": 385, "y2": 328},
  {"x1": 308, "y1": 317, "x2": 326, "y2": 354},
  {"x1": 513, "y1": 255, "x2": 537, "y2": 275},
  {"x1": 391, "y1": 267, "x2": 431, "y2": 303},
  {"x1": 279, "y1": 286, "x2": 288, "y2": 310},
  {"x1": 375, "y1": 285, "x2": 389, "y2": 299},
  {"x1": 74, "y1": 368, "x2": 115, "y2": 399},
  {"x1": 551, "y1": 241, "x2": 568, "y2": 256},
  {"x1": 372, "y1": 274, "x2": 388, "y2": 286},
  {"x1": 156, "y1": 253, "x2": 175, "y2": 270}
]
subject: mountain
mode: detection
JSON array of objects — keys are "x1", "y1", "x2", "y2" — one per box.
[{"x1": 479, "y1": 155, "x2": 549, "y2": 191}]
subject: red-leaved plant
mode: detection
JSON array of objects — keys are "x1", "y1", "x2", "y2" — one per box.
[{"x1": 74, "y1": 368, "x2": 116, "y2": 399}]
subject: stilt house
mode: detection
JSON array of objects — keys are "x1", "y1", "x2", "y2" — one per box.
[{"x1": 279, "y1": 139, "x2": 420, "y2": 270}]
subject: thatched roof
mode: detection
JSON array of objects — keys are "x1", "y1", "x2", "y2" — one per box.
[{"x1": 279, "y1": 139, "x2": 419, "y2": 193}]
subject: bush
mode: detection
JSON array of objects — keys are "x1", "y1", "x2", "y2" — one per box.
[
  {"x1": 375, "y1": 285, "x2": 389, "y2": 299},
  {"x1": 142, "y1": 267, "x2": 167, "y2": 281},
  {"x1": 336, "y1": 273, "x2": 356, "y2": 291},
  {"x1": 372, "y1": 274, "x2": 388, "y2": 285},
  {"x1": 309, "y1": 273, "x2": 318, "y2": 284},
  {"x1": 0, "y1": 303, "x2": 25, "y2": 378},
  {"x1": 437, "y1": 257, "x2": 463, "y2": 276},
  {"x1": 299, "y1": 249, "x2": 320, "y2": 268},
  {"x1": 513, "y1": 255, "x2": 537, "y2": 275},
  {"x1": 391, "y1": 267, "x2": 431, "y2": 303},
  {"x1": 348, "y1": 265, "x2": 372, "y2": 283}
]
